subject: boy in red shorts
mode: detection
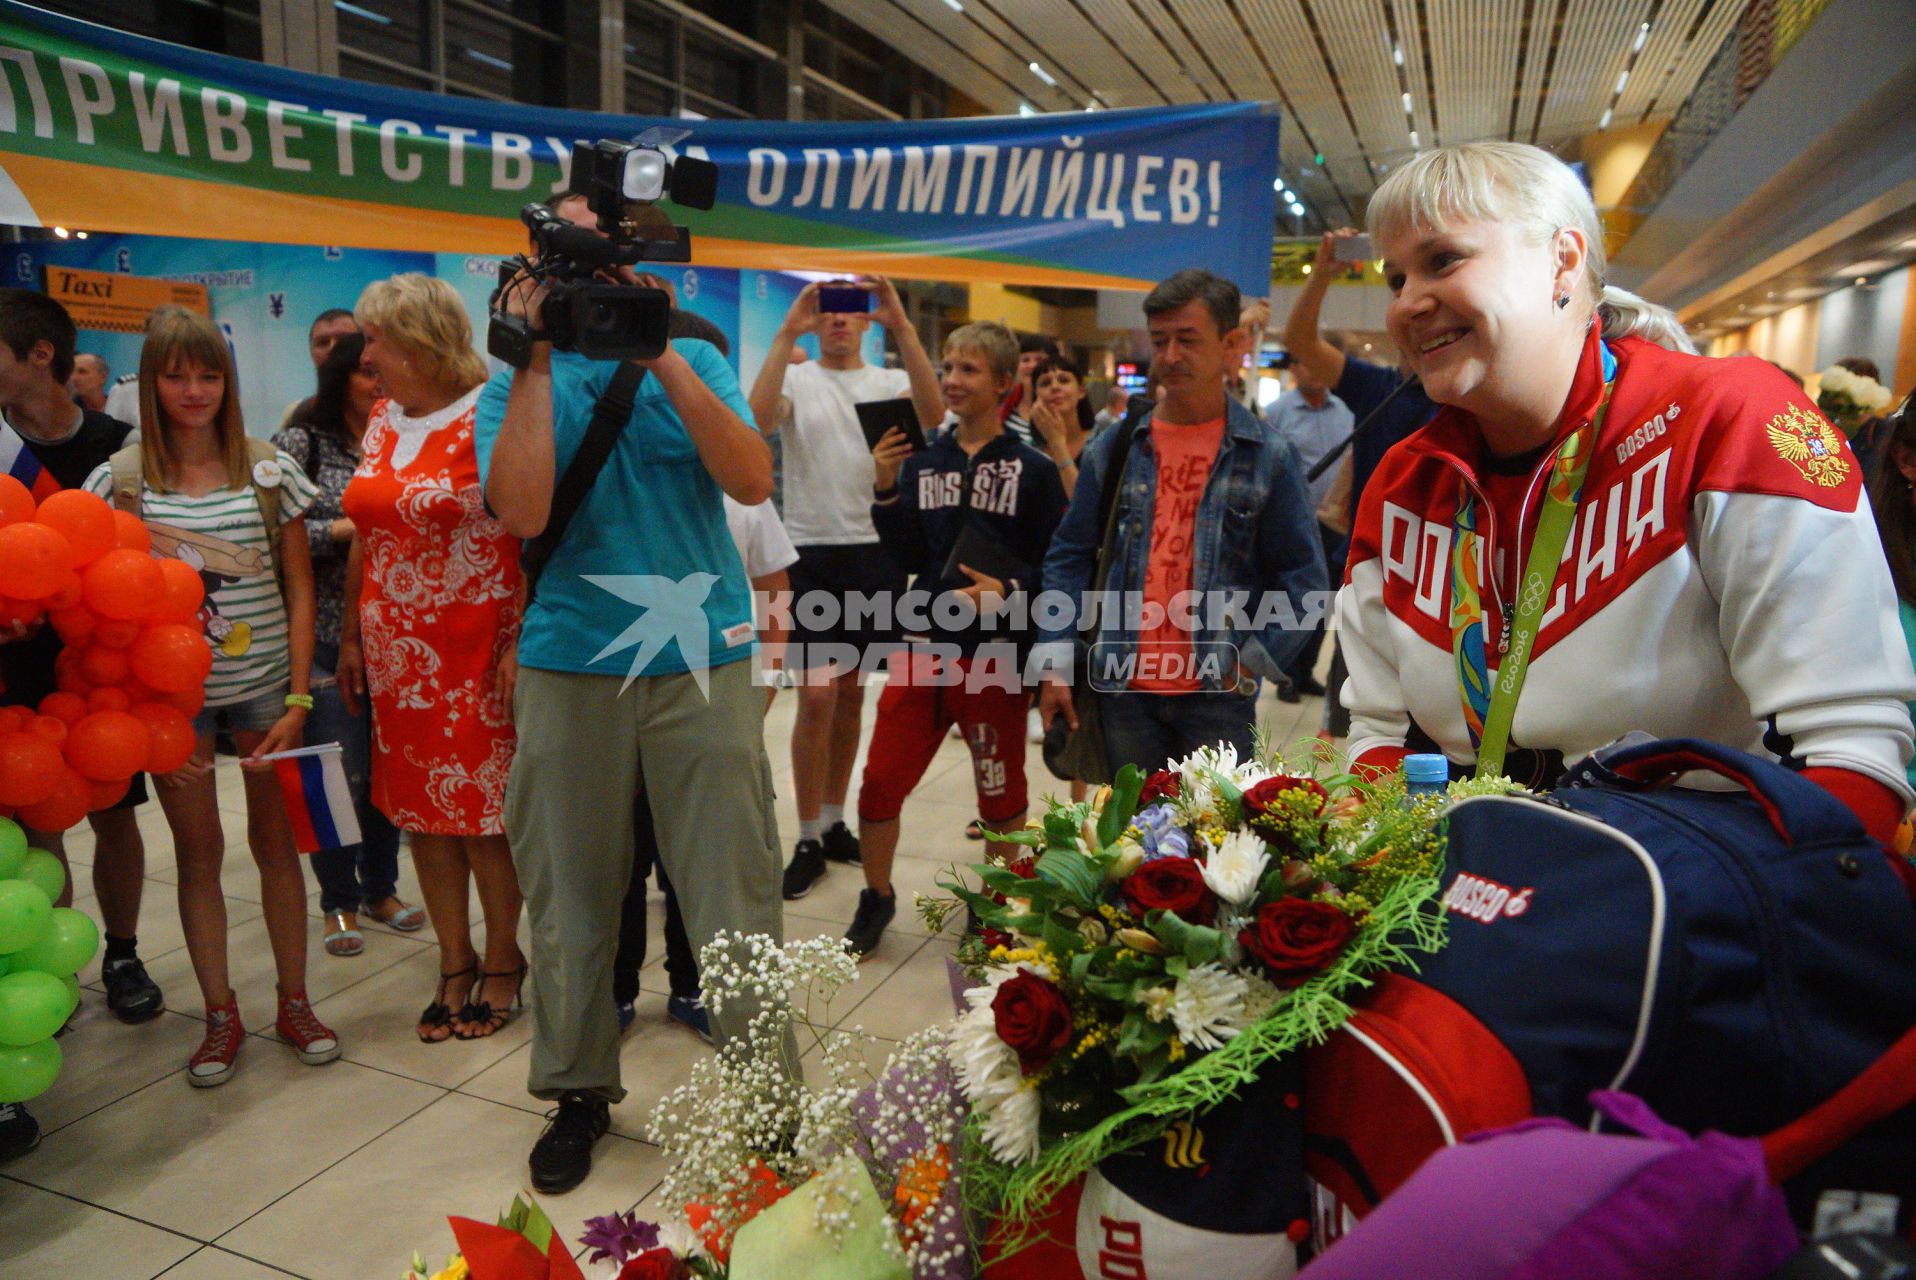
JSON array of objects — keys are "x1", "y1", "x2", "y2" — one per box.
[{"x1": 849, "y1": 322, "x2": 1067, "y2": 958}]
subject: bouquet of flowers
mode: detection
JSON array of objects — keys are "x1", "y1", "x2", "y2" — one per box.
[
  {"x1": 1816, "y1": 363, "x2": 1894, "y2": 433},
  {"x1": 926, "y1": 743, "x2": 1505, "y2": 1231},
  {"x1": 404, "y1": 934, "x2": 971, "y2": 1280}
]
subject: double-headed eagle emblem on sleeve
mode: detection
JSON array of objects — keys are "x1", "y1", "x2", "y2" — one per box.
[{"x1": 1766, "y1": 405, "x2": 1852, "y2": 488}]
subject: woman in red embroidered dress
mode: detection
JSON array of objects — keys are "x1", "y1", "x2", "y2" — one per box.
[{"x1": 338, "y1": 274, "x2": 528, "y2": 1042}]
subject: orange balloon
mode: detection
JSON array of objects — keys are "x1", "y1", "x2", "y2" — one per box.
[
  {"x1": 92, "y1": 619, "x2": 142, "y2": 650},
  {"x1": 53, "y1": 649, "x2": 90, "y2": 696},
  {"x1": 152, "y1": 560, "x2": 205, "y2": 625},
  {"x1": 33, "y1": 491, "x2": 115, "y2": 568},
  {"x1": 26, "y1": 716, "x2": 66, "y2": 747},
  {"x1": 0, "y1": 730, "x2": 63, "y2": 807},
  {"x1": 36, "y1": 692, "x2": 87, "y2": 727},
  {"x1": 19, "y1": 765, "x2": 91, "y2": 831},
  {"x1": 129, "y1": 624, "x2": 212, "y2": 694},
  {"x1": 45, "y1": 571, "x2": 84, "y2": 610},
  {"x1": 65, "y1": 711, "x2": 150, "y2": 782},
  {"x1": 129, "y1": 702, "x2": 196, "y2": 774},
  {"x1": 110, "y1": 509, "x2": 151, "y2": 553},
  {"x1": 0, "y1": 707, "x2": 27, "y2": 735},
  {"x1": 0, "y1": 523, "x2": 75, "y2": 601},
  {"x1": 86, "y1": 774, "x2": 130, "y2": 811},
  {"x1": 81, "y1": 549, "x2": 164, "y2": 622},
  {"x1": 0, "y1": 474, "x2": 33, "y2": 528},
  {"x1": 0, "y1": 596, "x2": 44, "y2": 631},
  {"x1": 47, "y1": 606, "x2": 95, "y2": 646},
  {"x1": 78, "y1": 645, "x2": 131, "y2": 688},
  {"x1": 156, "y1": 685, "x2": 206, "y2": 717},
  {"x1": 85, "y1": 687, "x2": 130, "y2": 714}
]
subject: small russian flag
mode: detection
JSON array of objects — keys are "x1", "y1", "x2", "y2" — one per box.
[
  {"x1": 1, "y1": 422, "x2": 65, "y2": 503},
  {"x1": 262, "y1": 744, "x2": 363, "y2": 855}
]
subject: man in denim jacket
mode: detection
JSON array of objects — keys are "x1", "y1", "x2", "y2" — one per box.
[{"x1": 1034, "y1": 270, "x2": 1327, "y2": 771}]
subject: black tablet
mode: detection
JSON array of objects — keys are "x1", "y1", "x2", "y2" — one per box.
[
  {"x1": 942, "y1": 520, "x2": 1025, "y2": 586},
  {"x1": 856, "y1": 397, "x2": 928, "y2": 455}
]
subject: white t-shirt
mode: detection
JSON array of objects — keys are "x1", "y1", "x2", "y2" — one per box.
[
  {"x1": 778, "y1": 360, "x2": 911, "y2": 546},
  {"x1": 724, "y1": 496, "x2": 799, "y2": 580},
  {"x1": 83, "y1": 450, "x2": 318, "y2": 707},
  {"x1": 102, "y1": 376, "x2": 140, "y2": 430}
]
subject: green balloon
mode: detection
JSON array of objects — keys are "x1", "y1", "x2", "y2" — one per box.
[
  {"x1": 0, "y1": 972, "x2": 73, "y2": 1047},
  {"x1": 58, "y1": 972, "x2": 79, "y2": 1009},
  {"x1": 10, "y1": 908, "x2": 98, "y2": 977},
  {"x1": 0, "y1": 818, "x2": 24, "y2": 879},
  {"x1": 15, "y1": 848, "x2": 64, "y2": 904},
  {"x1": 0, "y1": 881, "x2": 51, "y2": 955},
  {"x1": 0, "y1": 953, "x2": 10, "y2": 978},
  {"x1": 0, "y1": 1037, "x2": 60, "y2": 1103}
]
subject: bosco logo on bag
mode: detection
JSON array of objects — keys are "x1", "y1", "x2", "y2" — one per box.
[{"x1": 1439, "y1": 872, "x2": 1533, "y2": 924}]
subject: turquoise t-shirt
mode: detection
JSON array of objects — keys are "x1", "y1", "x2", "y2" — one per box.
[
  {"x1": 473, "y1": 339, "x2": 756, "y2": 678},
  {"x1": 1901, "y1": 600, "x2": 1916, "y2": 790}
]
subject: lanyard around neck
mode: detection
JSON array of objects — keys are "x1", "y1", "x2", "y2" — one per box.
[{"x1": 1450, "y1": 347, "x2": 1616, "y2": 779}]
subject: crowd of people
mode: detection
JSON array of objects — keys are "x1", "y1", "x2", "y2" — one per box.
[{"x1": 1, "y1": 139, "x2": 1911, "y2": 1202}]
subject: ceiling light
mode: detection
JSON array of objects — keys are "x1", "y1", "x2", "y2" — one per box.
[
  {"x1": 1364, "y1": 342, "x2": 1373, "y2": 351},
  {"x1": 1302, "y1": 265, "x2": 1312, "y2": 275},
  {"x1": 465, "y1": 48, "x2": 511, "y2": 71},
  {"x1": 1029, "y1": 61, "x2": 1057, "y2": 87},
  {"x1": 1855, "y1": 276, "x2": 1868, "y2": 286},
  {"x1": 1409, "y1": 130, "x2": 1420, "y2": 149},
  {"x1": 1393, "y1": 43, "x2": 1403, "y2": 66},
  {"x1": 1018, "y1": 102, "x2": 1037, "y2": 116},
  {"x1": 1401, "y1": 92, "x2": 1413, "y2": 114},
  {"x1": 52, "y1": 226, "x2": 68, "y2": 238},
  {"x1": 1614, "y1": 70, "x2": 1630, "y2": 95},
  {"x1": 1314, "y1": 152, "x2": 1324, "y2": 166},
  {"x1": 74, "y1": 231, "x2": 86, "y2": 239},
  {"x1": 1633, "y1": 21, "x2": 1650, "y2": 53},
  {"x1": 1273, "y1": 177, "x2": 1285, "y2": 192},
  {"x1": 1599, "y1": 108, "x2": 1614, "y2": 130},
  {"x1": 335, "y1": 0, "x2": 392, "y2": 23},
  {"x1": 941, "y1": 0, "x2": 963, "y2": 10}
]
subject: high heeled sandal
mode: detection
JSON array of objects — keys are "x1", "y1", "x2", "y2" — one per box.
[
  {"x1": 418, "y1": 963, "x2": 476, "y2": 1044},
  {"x1": 454, "y1": 962, "x2": 527, "y2": 1040}
]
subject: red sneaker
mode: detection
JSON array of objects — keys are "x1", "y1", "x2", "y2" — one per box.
[
  {"x1": 276, "y1": 990, "x2": 341, "y2": 1066},
  {"x1": 189, "y1": 998, "x2": 244, "y2": 1088}
]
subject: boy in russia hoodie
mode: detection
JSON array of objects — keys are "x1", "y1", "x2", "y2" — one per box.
[{"x1": 840, "y1": 322, "x2": 1067, "y2": 958}]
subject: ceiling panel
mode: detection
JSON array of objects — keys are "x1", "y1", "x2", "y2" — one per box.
[{"x1": 820, "y1": 0, "x2": 1754, "y2": 223}]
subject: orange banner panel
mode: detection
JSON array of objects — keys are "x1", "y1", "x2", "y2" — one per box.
[{"x1": 42, "y1": 265, "x2": 210, "y2": 334}]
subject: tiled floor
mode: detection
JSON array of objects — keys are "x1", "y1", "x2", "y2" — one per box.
[{"x1": 3, "y1": 677, "x2": 1329, "y2": 1278}]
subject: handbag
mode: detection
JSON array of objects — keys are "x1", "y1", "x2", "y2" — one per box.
[{"x1": 1043, "y1": 401, "x2": 1146, "y2": 785}]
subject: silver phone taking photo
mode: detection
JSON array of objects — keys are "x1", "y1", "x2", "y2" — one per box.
[{"x1": 1333, "y1": 233, "x2": 1375, "y2": 262}]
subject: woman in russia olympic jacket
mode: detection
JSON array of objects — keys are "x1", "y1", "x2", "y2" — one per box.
[{"x1": 1335, "y1": 140, "x2": 1916, "y2": 886}]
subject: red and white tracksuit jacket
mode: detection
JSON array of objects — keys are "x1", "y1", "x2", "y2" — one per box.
[{"x1": 1336, "y1": 331, "x2": 1916, "y2": 843}]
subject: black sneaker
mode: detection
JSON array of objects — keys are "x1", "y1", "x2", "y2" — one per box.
[
  {"x1": 666, "y1": 993, "x2": 714, "y2": 1043},
  {"x1": 781, "y1": 839, "x2": 827, "y2": 900},
  {"x1": 1293, "y1": 675, "x2": 1328, "y2": 698},
  {"x1": 820, "y1": 822, "x2": 862, "y2": 865},
  {"x1": 844, "y1": 888, "x2": 896, "y2": 960},
  {"x1": 1276, "y1": 678, "x2": 1302, "y2": 704},
  {"x1": 528, "y1": 1091, "x2": 610, "y2": 1195},
  {"x1": 0, "y1": 1102, "x2": 40, "y2": 1162},
  {"x1": 103, "y1": 956, "x2": 164, "y2": 1024}
]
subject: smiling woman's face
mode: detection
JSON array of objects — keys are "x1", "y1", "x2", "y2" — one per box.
[{"x1": 1380, "y1": 216, "x2": 1562, "y2": 415}]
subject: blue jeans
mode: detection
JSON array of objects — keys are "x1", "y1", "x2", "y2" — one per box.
[
  {"x1": 1099, "y1": 688, "x2": 1259, "y2": 776},
  {"x1": 306, "y1": 641, "x2": 403, "y2": 915}
]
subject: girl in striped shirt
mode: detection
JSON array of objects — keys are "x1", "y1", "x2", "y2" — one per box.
[{"x1": 82, "y1": 309, "x2": 339, "y2": 1086}]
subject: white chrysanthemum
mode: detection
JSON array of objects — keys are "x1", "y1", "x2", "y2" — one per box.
[
  {"x1": 1201, "y1": 829, "x2": 1270, "y2": 905},
  {"x1": 1169, "y1": 963, "x2": 1250, "y2": 1051},
  {"x1": 978, "y1": 1080, "x2": 1043, "y2": 1163},
  {"x1": 1173, "y1": 742, "x2": 1270, "y2": 818},
  {"x1": 949, "y1": 1000, "x2": 1023, "y2": 1109},
  {"x1": 1136, "y1": 985, "x2": 1174, "y2": 1023},
  {"x1": 1820, "y1": 365, "x2": 1855, "y2": 394}
]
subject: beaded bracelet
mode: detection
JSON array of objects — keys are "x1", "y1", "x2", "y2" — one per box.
[{"x1": 284, "y1": 693, "x2": 314, "y2": 711}]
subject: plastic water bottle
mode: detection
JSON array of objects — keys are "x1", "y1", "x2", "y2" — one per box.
[{"x1": 1405, "y1": 753, "x2": 1450, "y2": 802}]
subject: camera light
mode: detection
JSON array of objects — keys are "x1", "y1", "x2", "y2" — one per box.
[{"x1": 624, "y1": 149, "x2": 668, "y2": 202}]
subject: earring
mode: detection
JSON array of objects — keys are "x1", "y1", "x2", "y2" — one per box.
[{"x1": 1555, "y1": 293, "x2": 1570, "y2": 310}]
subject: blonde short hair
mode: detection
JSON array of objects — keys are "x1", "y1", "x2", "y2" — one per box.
[
  {"x1": 354, "y1": 273, "x2": 487, "y2": 393},
  {"x1": 137, "y1": 308, "x2": 248, "y2": 491},
  {"x1": 1367, "y1": 141, "x2": 1692, "y2": 351},
  {"x1": 943, "y1": 321, "x2": 1018, "y2": 382}
]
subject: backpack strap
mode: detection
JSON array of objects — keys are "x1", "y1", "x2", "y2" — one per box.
[
  {"x1": 521, "y1": 362, "x2": 647, "y2": 604},
  {"x1": 108, "y1": 443, "x2": 143, "y2": 516},
  {"x1": 243, "y1": 437, "x2": 284, "y2": 580},
  {"x1": 1764, "y1": 1023, "x2": 1916, "y2": 1181}
]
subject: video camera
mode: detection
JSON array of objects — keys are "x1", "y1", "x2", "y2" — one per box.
[{"x1": 488, "y1": 128, "x2": 719, "y2": 369}]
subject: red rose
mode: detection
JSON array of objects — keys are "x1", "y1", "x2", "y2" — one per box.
[
  {"x1": 1120, "y1": 855, "x2": 1216, "y2": 924},
  {"x1": 1139, "y1": 769, "x2": 1182, "y2": 806},
  {"x1": 992, "y1": 969, "x2": 1075, "y2": 1075},
  {"x1": 1242, "y1": 776, "x2": 1329, "y2": 844},
  {"x1": 619, "y1": 1248, "x2": 689, "y2": 1280},
  {"x1": 1239, "y1": 898, "x2": 1356, "y2": 987},
  {"x1": 1008, "y1": 857, "x2": 1040, "y2": 879}
]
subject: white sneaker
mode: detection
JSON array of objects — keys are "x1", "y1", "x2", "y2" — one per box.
[{"x1": 1026, "y1": 707, "x2": 1045, "y2": 743}]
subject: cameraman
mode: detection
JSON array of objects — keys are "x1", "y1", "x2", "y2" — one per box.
[{"x1": 476, "y1": 208, "x2": 784, "y2": 1198}]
